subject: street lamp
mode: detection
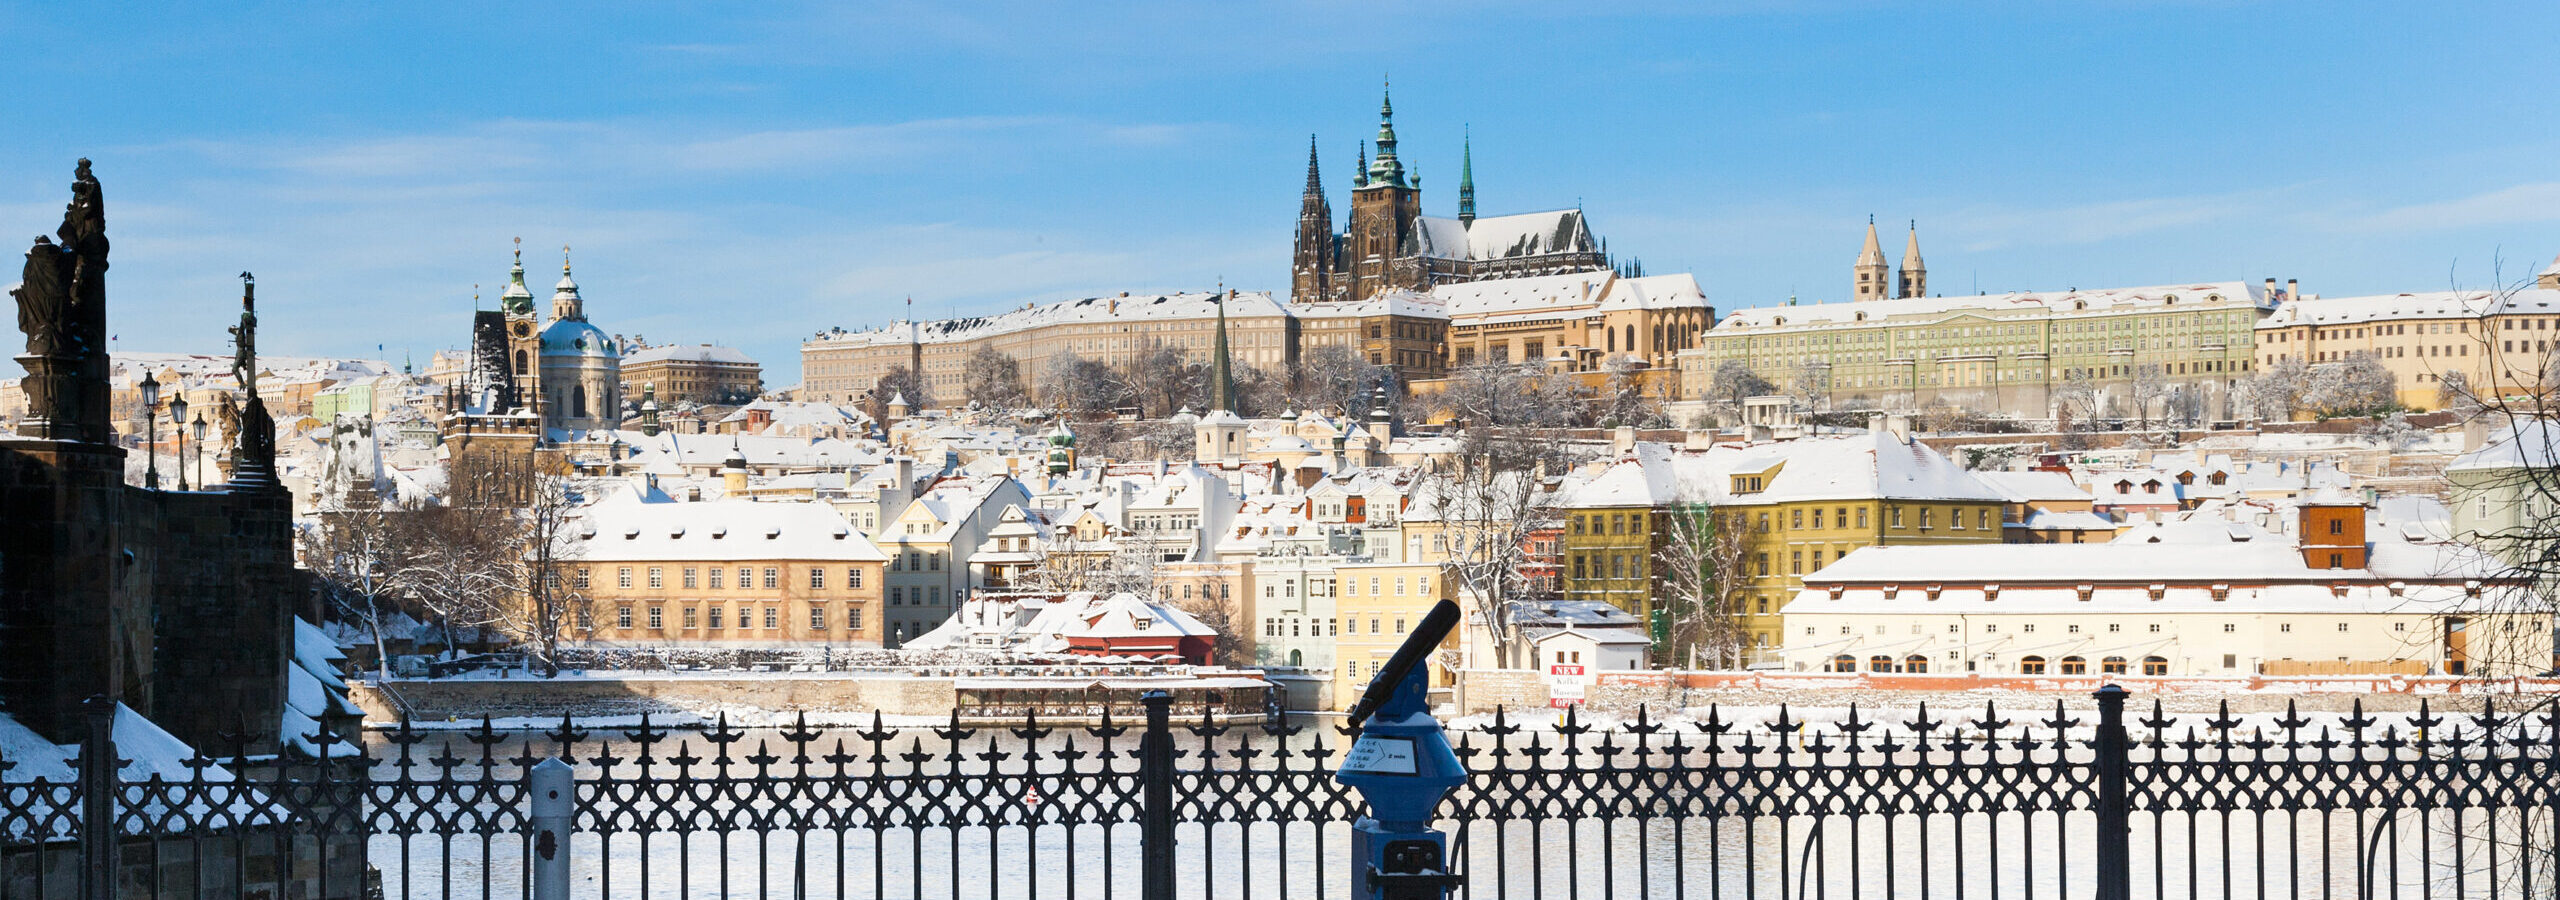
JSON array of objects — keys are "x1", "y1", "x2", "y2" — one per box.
[
  {"x1": 168, "y1": 393, "x2": 189, "y2": 490},
  {"x1": 137, "y1": 371, "x2": 160, "y2": 490},
  {"x1": 190, "y1": 412, "x2": 208, "y2": 489}
]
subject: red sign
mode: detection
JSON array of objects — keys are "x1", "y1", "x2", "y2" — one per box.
[{"x1": 1548, "y1": 665, "x2": 1585, "y2": 676}]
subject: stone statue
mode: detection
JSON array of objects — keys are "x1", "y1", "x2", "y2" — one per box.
[
  {"x1": 12, "y1": 160, "x2": 110, "y2": 441},
  {"x1": 15, "y1": 236, "x2": 68, "y2": 356},
  {"x1": 229, "y1": 273, "x2": 257, "y2": 400},
  {"x1": 214, "y1": 394, "x2": 240, "y2": 481}
]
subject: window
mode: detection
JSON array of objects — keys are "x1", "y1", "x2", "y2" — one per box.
[
  {"x1": 890, "y1": 587, "x2": 904, "y2": 605},
  {"x1": 1792, "y1": 509, "x2": 1804, "y2": 530},
  {"x1": 2101, "y1": 656, "x2": 2127, "y2": 675},
  {"x1": 737, "y1": 567, "x2": 751, "y2": 588},
  {"x1": 2142, "y1": 656, "x2": 2169, "y2": 676},
  {"x1": 683, "y1": 607, "x2": 698, "y2": 629},
  {"x1": 648, "y1": 606, "x2": 663, "y2": 629},
  {"x1": 683, "y1": 567, "x2": 698, "y2": 589},
  {"x1": 2223, "y1": 623, "x2": 2235, "y2": 633},
  {"x1": 2148, "y1": 623, "x2": 2161, "y2": 633},
  {"x1": 848, "y1": 608, "x2": 863, "y2": 631},
  {"x1": 848, "y1": 568, "x2": 864, "y2": 589},
  {"x1": 709, "y1": 568, "x2": 725, "y2": 589},
  {"x1": 763, "y1": 567, "x2": 780, "y2": 589},
  {"x1": 811, "y1": 607, "x2": 828, "y2": 630},
  {"x1": 709, "y1": 607, "x2": 724, "y2": 629},
  {"x1": 2019, "y1": 656, "x2": 2047, "y2": 675},
  {"x1": 2337, "y1": 622, "x2": 2349, "y2": 632},
  {"x1": 929, "y1": 553, "x2": 942, "y2": 572},
  {"x1": 2279, "y1": 622, "x2": 2292, "y2": 633},
  {"x1": 1856, "y1": 507, "x2": 1868, "y2": 529},
  {"x1": 1891, "y1": 507, "x2": 1904, "y2": 528},
  {"x1": 617, "y1": 607, "x2": 633, "y2": 629},
  {"x1": 1370, "y1": 618, "x2": 1381, "y2": 634},
  {"x1": 2222, "y1": 654, "x2": 2237, "y2": 670},
  {"x1": 1790, "y1": 551, "x2": 1802, "y2": 575},
  {"x1": 647, "y1": 567, "x2": 663, "y2": 589},
  {"x1": 2059, "y1": 656, "x2": 2087, "y2": 675},
  {"x1": 1395, "y1": 618, "x2": 1407, "y2": 634},
  {"x1": 577, "y1": 568, "x2": 592, "y2": 590},
  {"x1": 809, "y1": 568, "x2": 825, "y2": 590},
  {"x1": 618, "y1": 567, "x2": 634, "y2": 589},
  {"x1": 762, "y1": 607, "x2": 777, "y2": 629}
]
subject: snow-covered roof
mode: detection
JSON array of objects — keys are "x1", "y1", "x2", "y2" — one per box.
[
  {"x1": 1411, "y1": 210, "x2": 1596, "y2": 262},
  {"x1": 1805, "y1": 539, "x2": 2504, "y2": 588},
  {"x1": 2448, "y1": 419, "x2": 2560, "y2": 473},
  {"x1": 807, "y1": 291, "x2": 1286, "y2": 348},
  {"x1": 2258, "y1": 288, "x2": 2560, "y2": 328},
  {"x1": 1718, "y1": 281, "x2": 2269, "y2": 330},
  {"x1": 572, "y1": 495, "x2": 888, "y2": 562},
  {"x1": 626, "y1": 343, "x2": 759, "y2": 366},
  {"x1": 1978, "y1": 470, "x2": 2094, "y2": 504},
  {"x1": 1435, "y1": 271, "x2": 1710, "y2": 321},
  {"x1": 1287, "y1": 289, "x2": 1447, "y2": 320}
]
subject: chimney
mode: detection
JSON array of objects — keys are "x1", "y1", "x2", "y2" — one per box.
[
  {"x1": 2286, "y1": 278, "x2": 2299, "y2": 301},
  {"x1": 2463, "y1": 417, "x2": 2491, "y2": 452},
  {"x1": 1867, "y1": 412, "x2": 1887, "y2": 434},
  {"x1": 1885, "y1": 414, "x2": 1912, "y2": 444},
  {"x1": 1612, "y1": 424, "x2": 1637, "y2": 457},
  {"x1": 2264, "y1": 277, "x2": 2278, "y2": 300}
]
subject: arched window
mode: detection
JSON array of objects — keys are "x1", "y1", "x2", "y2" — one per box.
[
  {"x1": 1830, "y1": 654, "x2": 1857, "y2": 673},
  {"x1": 2142, "y1": 656, "x2": 2170, "y2": 676},
  {"x1": 1288, "y1": 649, "x2": 1303, "y2": 667},
  {"x1": 1625, "y1": 325, "x2": 1636, "y2": 351},
  {"x1": 2059, "y1": 656, "x2": 2088, "y2": 675},
  {"x1": 1607, "y1": 329, "x2": 1617, "y2": 352},
  {"x1": 573, "y1": 383, "x2": 588, "y2": 417},
  {"x1": 1869, "y1": 655, "x2": 1895, "y2": 673},
  {"x1": 2019, "y1": 655, "x2": 2047, "y2": 675},
  {"x1": 515, "y1": 350, "x2": 527, "y2": 371},
  {"x1": 2101, "y1": 656, "x2": 2128, "y2": 675},
  {"x1": 1903, "y1": 654, "x2": 1930, "y2": 673}
]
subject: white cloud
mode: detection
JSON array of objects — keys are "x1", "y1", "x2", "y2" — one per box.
[{"x1": 2339, "y1": 182, "x2": 2560, "y2": 233}]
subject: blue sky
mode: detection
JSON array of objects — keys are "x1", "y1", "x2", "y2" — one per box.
[{"x1": 3, "y1": 2, "x2": 2556, "y2": 385}]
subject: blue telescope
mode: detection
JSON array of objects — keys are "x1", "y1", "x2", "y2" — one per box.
[{"x1": 1335, "y1": 597, "x2": 1465, "y2": 899}]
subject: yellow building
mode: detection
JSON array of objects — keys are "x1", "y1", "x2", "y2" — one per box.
[
  {"x1": 1331, "y1": 561, "x2": 1458, "y2": 708},
  {"x1": 620, "y1": 343, "x2": 762, "y2": 406},
  {"x1": 800, "y1": 290, "x2": 1296, "y2": 407},
  {"x1": 565, "y1": 496, "x2": 889, "y2": 648},
  {"x1": 2254, "y1": 278, "x2": 2560, "y2": 409}
]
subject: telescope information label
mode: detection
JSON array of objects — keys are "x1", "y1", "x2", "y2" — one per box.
[{"x1": 1341, "y1": 735, "x2": 1419, "y2": 775}]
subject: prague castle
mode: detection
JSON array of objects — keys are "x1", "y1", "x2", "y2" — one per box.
[{"x1": 1291, "y1": 87, "x2": 1615, "y2": 304}]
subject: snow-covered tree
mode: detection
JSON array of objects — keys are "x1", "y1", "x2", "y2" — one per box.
[
  {"x1": 1654, "y1": 504, "x2": 1754, "y2": 669},
  {"x1": 960, "y1": 345, "x2": 1029, "y2": 412}
]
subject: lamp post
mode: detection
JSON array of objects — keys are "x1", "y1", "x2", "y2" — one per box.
[
  {"x1": 190, "y1": 412, "x2": 208, "y2": 489},
  {"x1": 168, "y1": 394, "x2": 190, "y2": 490},
  {"x1": 138, "y1": 371, "x2": 160, "y2": 490}
]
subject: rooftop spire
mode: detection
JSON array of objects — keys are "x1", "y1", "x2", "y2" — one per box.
[
  {"x1": 1365, "y1": 77, "x2": 1407, "y2": 189},
  {"x1": 1210, "y1": 283, "x2": 1235, "y2": 412},
  {"x1": 1302, "y1": 133, "x2": 1323, "y2": 195},
  {"x1": 1354, "y1": 141, "x2": 1369, "y2": 188},
  {"x1": 1901, "y1": 221, "x2": 1924, "y2": 268},
  {"x1": 500, "y1": 236, "x2": 535, "y2": 316},
  {"x1": 1457, "y1": 126, "x2": 1476, "y2": 225},
  {"x1": 1857, "y1": 216, "x2": 1886, "y2": 266}
]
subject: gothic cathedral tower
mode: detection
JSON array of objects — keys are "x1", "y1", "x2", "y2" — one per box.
[
  {"x1": 1344, "y1": 84, "x2": 1422, "y2": 303},
  {"x1": 1290, "y1": 135, "x2": 1338, "y2": 303}
]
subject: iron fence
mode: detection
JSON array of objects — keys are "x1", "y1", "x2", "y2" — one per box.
[{"x1": 4, "y1": 687, "x2": 2558, "y2": 899}]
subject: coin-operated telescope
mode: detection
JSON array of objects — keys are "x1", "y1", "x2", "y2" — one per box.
[{"x1": 1334, "y1": 597, "x2": 1465, "y2": 900}]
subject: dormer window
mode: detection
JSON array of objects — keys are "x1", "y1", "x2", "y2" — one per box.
[
  {"x1": 2076, "y1": 583, "x2": 2095, "y2": 602},
  {"x1": 2210, "y1": 583, "x2": 2230, "y2": 601},
  {"x1": 2147, "y1": 583, "x2": 2166, "y2": 601},
  {"x1": 1983, "y1": 583, "x2": 2000, "y2": 600}
]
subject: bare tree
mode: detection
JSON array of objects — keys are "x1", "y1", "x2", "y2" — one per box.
[
  {"x1": 1417, "y1": 413, "x2": 1585, "y2": 667},
  {"x1": 1654, "y1": 504, "x2": 1753, "y2": 669},
  {"x1": 1045, "y1": 351, "x2": 1130, "y2": 417},
  {"x1": 1128, "y1": 341, "x2": 1208, "y2": 417},
  {"x1": 512, "y1": 468, "x2": 592, "y2": 676},
  {"x1": 960, "y1": 346, "x2": 1029, "y2": 412},
  {"x1": 863, "y1": 365, "x2": 929, "y2": 422},
  {"x1": 299, "y1": 507, "x2": 405, "y2": 678},
  {"x1": 1285, "y1": 344, "x2": 1384, "y2": 415},
  {"x1": 1018, "y1": 524, "x2": 1160, "y2": 596},
  {"x1": 2129, "y1": 364, "x2": 2169, "y2": 431},
  {"x1": 1706, "y1": 360, "x2": 1778, "y2": 423},
  {"x1": 1786, "y1": 360, "x2": 1829, "y2": 414},
  {"x1": 2240, "y1": 356, "x2": 2310, "y2": 422},
  {"x1": 390, "y1": 501, "x2": 520, "y2": 654},
  {"x1": 1600, "y1": 358, "x2": 1669, "y2": 428}
]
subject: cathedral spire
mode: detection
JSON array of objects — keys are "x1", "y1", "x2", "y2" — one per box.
[
  {"x1": 1354, "y1": 141, "x2": 1369, "y2": 188},
  {"x1": 1302, "y1": 134, "x2": 1323, "y2": 195},
  {"x1": 1366, "y1": 78, "x2": 1407, "y2": 189},
  {"x1": 1458, "y1": 127, "x2": 1476, "y2": 225},
  {"x1": 552, "y1": 244, "x2": 585, "y2": 321},
  {"x1": 1210, "y1": 284, "x2": 1235, "y2": 412}
]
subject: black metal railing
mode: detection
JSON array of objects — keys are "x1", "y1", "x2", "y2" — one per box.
[{"x1": 4, "y1": 687, "x2": 2558, "y2": 899}]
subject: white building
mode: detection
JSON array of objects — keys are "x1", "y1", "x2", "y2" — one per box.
[{"x1": 1777, "y1": 508, "x2": 2541, "y2": 678}]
